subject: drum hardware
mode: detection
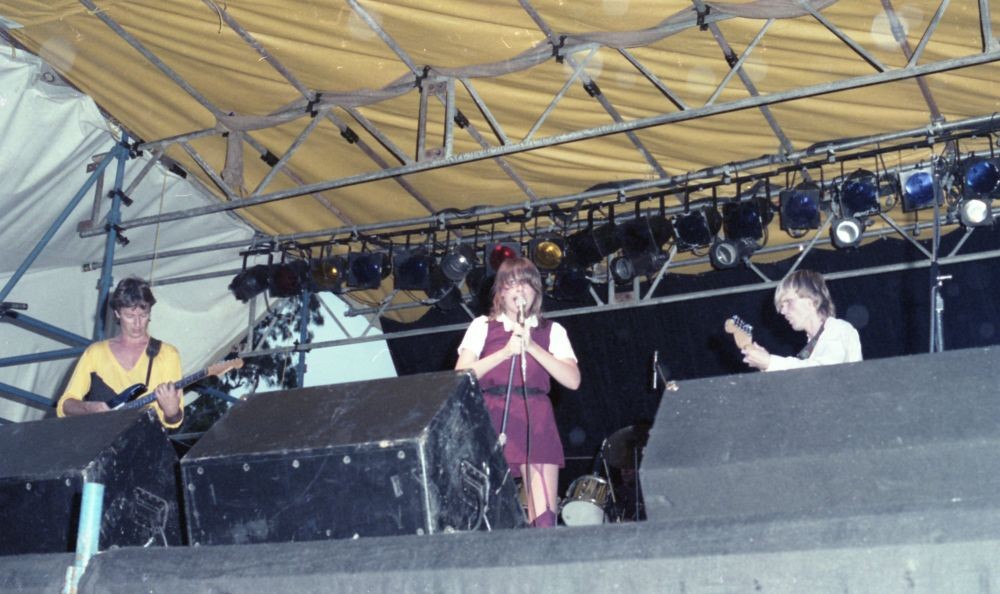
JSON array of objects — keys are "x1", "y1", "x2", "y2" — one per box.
[{"x1": 560, "y1": 474, "x2": 611, "y2": 526}]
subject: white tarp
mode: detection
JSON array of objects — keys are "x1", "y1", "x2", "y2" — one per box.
[{"x1": 0, "y1": 44, "x2": 259, "y2": 422}]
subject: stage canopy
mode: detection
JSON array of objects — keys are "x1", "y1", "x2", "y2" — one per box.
[{"x1": 1, "y1": 1, "x2": 1000, "y2": 419}]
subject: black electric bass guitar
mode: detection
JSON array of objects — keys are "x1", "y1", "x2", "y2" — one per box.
[
  {"x1": 108, "y1": 358, "x2": 244, "y2": 410},
  {"x1": 724, "y1": 315, "x2": 754, "y2": 350}
]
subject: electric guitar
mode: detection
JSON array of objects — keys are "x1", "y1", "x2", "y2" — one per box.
[
  {"x1": 724, "y1": 315, "x2": 754, "y2": 350},
  {"x1": 109, "y1": 358, "x2": 244, "y2": 410}
]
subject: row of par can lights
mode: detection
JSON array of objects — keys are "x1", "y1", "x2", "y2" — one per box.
[
  {"x1": 781, "y1": 155, "x2": 1000, "y2": 253},
  {"x1": 229, "y1": 156, "x2": 1000, "y2": 303}
]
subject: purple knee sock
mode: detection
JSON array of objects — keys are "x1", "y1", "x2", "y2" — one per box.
[{"x1": 531, "y1": 510, "x2": 557, "y2": 528}]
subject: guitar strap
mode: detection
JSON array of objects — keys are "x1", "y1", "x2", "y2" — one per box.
[
  {"x1": 144, "y1": 338, "x2": 162, "y2": 388},
  {"x1": 796, "y1": 320, "x2": 826, "y2": 360}
]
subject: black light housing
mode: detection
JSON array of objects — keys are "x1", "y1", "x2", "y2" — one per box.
[
  {"x1": 393, "y1": 248, "x2": 434, "y2": 291},
  {"x1": 899, "y1": 165, "x2": 940, "y2": 212},
  {"x1": 721, "y1": 198, "x2": 771, "y2": 242},
  {"x1": 615, "y1": 213, "x2": 672, "y2": 278},
  {"x1": 485, "y1": 242, "x2": 520, "y2": 274},
  {"x1": 673, "y1": 207, "x2": 721, "y2": 251},
  {"x1": 838, "y1": 169, "x2": 881, "y2": 218},
  {"x1": 530, "y1": 235, "x2": 566, "y2": 271},
  {"x1": 229, "y1": 264, "x2": 271, "y2": 302},
  {"x1": 310, "y1": 256, "x2": 347, "y2": 293},
  {"x1": 347, "y1": 251, "x2": 390, "y2": 289},
  {"x1": 779, "y1": 183, "x2": 822, "y2": 230},
  {"x1": 709, "y1": 237, "x2": 756, "y2": 270},
  {"x1": 960, "y1": 156, "x2": 1000, "y2": 199},
  {"x1": 440, "y1": 245, "x2": 477, "y2": 282},
  {"x1": 566, "y1": 208, "x2": 620, "y2": 269},
  {"x1": 831, "y1": 217, "x2": 864, "y2": 249},
  {"x1": 552, "y1": 267, "x2": 592, "y2": 301},
  {"x1": 956, "y1": 156, "x2": 999, "y2": 227},
  {"x1": 268, "y1": 260, "x2": 309, "y2": 298}
]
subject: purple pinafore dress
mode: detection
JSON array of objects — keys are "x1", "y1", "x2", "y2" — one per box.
[{"x1": 477, "y1": 318, "x2": 564, "y2": 476}]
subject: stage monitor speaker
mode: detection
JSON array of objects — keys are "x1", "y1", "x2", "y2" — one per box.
[
  {"x1": 0, "y1": 409, "x2": 183, "y2": 555},
  {"x1": 181, "y1": 370, "x2": 525, "y2": 546},
  {"x1": 642, "y1": 346, "x2": 1000, "y2": 524}
]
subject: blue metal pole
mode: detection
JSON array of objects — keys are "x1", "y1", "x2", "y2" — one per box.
[
  {"x1": 94, "y1": 134, "x2": 132, "y2": 340},
  {"x1": 296, "y1": 290, "x2": 310, "y2": 386},
  {"x1": 0, "y1": 347, "x2": 85, "y2": 368},
  {"x1": 63, "y1": 481, "x2": 104, "y2": 594},
  {"x1": 0, "y1": 141, "x2": 128, "y2": 305},
  {"x1": 0, "y1": 381, "x2": 59, "y2": 408},
  {"x1": 2, "y1": 312, "x2": 92, "y2": 346}
]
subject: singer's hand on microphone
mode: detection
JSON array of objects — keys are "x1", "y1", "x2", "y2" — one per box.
[{"x1": 503, "y1": 322, "x2": 532, "y2": 358}]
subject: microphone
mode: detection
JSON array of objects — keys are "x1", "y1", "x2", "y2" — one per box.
[
  {"x1": 515, "y1": 296, "x2": 527, "y2": 378},
  {"x1": 652, "y1": 350, "x2": 659, "y2": 390}
]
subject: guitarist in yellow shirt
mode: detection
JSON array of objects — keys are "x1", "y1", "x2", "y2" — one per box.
[{"x1": 57, "y1": 278, "x2": 184, "y2": 428}]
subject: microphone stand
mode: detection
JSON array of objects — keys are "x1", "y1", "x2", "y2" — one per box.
[{"x1": 498, "y1": 348, "x2": 518, "y2": 451}]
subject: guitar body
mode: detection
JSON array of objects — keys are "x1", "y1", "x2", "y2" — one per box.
[{"x1": 105, "y1": 382, "x2": 147, "y2": 409}]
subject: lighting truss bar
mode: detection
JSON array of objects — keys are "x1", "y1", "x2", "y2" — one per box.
[
  {"x1": 240, "y1": 246, "x2": 1000, "y2": 355},
  {"x1": 77, "y1": 128, "x2": 1000, "y2": 274},
  {"x1": 103, "y1": 47, "x2": 1000, "y2": 234},
  {"x1": 344, "y1": 211, "x2": 989, "y2": 319}
]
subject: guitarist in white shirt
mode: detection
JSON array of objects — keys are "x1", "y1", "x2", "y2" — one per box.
[
  {"x1": 57, "y1": 278, "x2": 184, "y2": 428},
  {"x1": 741, "y1": 269, "x2": 862, "y2": 372}
]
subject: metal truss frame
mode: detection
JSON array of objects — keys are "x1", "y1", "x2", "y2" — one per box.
[{"x1": 3, "y1": 1, "x2": 1000, "y2": 402}]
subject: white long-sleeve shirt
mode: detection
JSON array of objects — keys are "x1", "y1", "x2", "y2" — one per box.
[{"x1": 766, "y1": 317, "x2": 862, "y2": 372}]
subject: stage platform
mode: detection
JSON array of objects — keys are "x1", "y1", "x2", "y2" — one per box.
[
  {"x1": 3, "y1": 504, "x2": 1000, "y2": 593},
  {"x1": 4, "y1": 346, "x2": 1000, "y2": 593}
]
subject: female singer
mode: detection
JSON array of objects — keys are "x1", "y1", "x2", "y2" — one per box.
[{"x1": 455, "y1": 257, "x2": 581, "y2": 527}]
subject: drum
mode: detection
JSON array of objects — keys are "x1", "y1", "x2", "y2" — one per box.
[{"x1": 560, "y1": 474, "x2": 610, "y2": 526}]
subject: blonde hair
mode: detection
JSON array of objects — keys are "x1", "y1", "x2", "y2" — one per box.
[{"x1": 774, "y1": 269, "x2": 836, "y2": 318}]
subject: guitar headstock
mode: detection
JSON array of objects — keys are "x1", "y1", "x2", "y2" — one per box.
[
  {"x1": 207, "y1": 358, "x2": 244, "y2": 378},
  {"x1": 724, "y1": 315, "x2": 753, "y2": 350}
]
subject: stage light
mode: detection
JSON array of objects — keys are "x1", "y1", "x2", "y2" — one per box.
[
  {"x1": 957, "y1": 196, "x2": 992, "y2": 227},
  {"x1": 779, "y1": 183, "x2": 821, "y2": 230},
  {"x1": 960, "y1": 157, "x2": 1000, "y2": 199},
  {"x1": 615, "y1": 214, "x2": 672, "y2": 278},
  {"x1": 899, "y1": 166, "x2": 939, "y2": 212},
  {"x1": 269, "y1": 260, "x2": 309, "y2": 298},
  {"x1": 440, "y1": 245, "x2": 477, "y2": 282},
  {"x1": 722, "y1": 199, "x2": 770, "y2": 242},
  {"x1": 829, "y1": 170, "x2": 880, "y2": 250},
  {"x1": 609, "y1": 255, "x2": 636, "y2": 285},
  {"x1": 566, "y1": 220, "x2": 620, "y2": 269},
  {"x1": 673, "y1": 207, "x2": 721, "y2": 251},
  {"x1": 530, "y1": 236, "x2": 565, "y2": 271},
  {"x1": 486, "y1": 242, "x2": 520, "y2": 273},
  {"x1": 709, "y1": 238, "x2": 755, "y2": 270},
  {"x1": 956, "y1": 157, "x2": 998, "y2": 227},
  {"x1": 831, "y1": 217, "x2": 864, "y2": 249},
  {"x1": 229, "y1": 264, "x2": 270, "y2": 302},
  {"x1": 393, "y1": 248, "x2": 434, "y2": 291},
  {"x1": 347, "y1": 251, "x2": 389, "y2": 289},
  {"x1": 552, "y1": 267, "x2": 592, "y2": 301},
  {"x1": 838, "y1": 169, "x2": 880, "y2": 218},
  {"x1": 310, "y1": 256, "x2": 347, "y2": 293}
]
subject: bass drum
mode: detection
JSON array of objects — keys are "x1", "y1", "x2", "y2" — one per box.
[{"x1": 560, "y1": 474, "x2": 610, "y2": 526}]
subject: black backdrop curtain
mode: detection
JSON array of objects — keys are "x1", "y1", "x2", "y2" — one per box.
[{"x1": 384, "y1": 225, "x2": 1000, "y2": 487}]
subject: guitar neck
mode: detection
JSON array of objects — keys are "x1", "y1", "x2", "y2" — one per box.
[{"x1": 120, "y1": 369, "x2": 206, "y2": 410}]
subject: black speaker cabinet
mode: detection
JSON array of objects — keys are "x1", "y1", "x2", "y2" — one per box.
[
  {"x1": 0, "y1": 408, "x2": 183, "y2": 555},
  {"x1": 181, "y1": 371, "x2": 525, "y2": 545},
  {"x1": 643, "y1": 346, "x2": 1000, "y2": 523}
]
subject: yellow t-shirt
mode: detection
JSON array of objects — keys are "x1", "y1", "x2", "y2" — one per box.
[{"x1": 57, "y1": 340, "x2": 184, "y2": 428}]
